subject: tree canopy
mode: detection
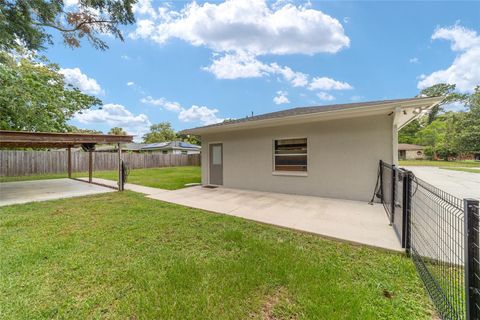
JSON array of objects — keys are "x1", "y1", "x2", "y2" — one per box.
[
  {"x1": 142, "y1": 122, "x2": 177, "y2": 143},
  {"x1": 142, "y1": 122, "x2": 201, "y2": 145},
  {"x1": 0, "y1": 0, "x2": 137, "y2": 51},
  {"x1": 400, "y1": 84, "x2": 480, "y2": 159},
  {"x1": 108, "y1": 127, "x2": 127, "y2": 135},
  {"x1": 69, "y1": 126, "x2": 103, "y2": 134},
  {"x1": 0, "y1": 50, "x2": 101, "y2": 132},
  {"x1": 417, "y1": 83, "x2": 468, "y2": 124}
]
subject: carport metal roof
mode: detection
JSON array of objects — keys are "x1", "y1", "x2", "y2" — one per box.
[{"x1": 0, "y1": 130, "x2": 133, "y2": 148}]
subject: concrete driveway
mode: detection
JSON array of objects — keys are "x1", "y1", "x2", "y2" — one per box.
[
  {"x1": 0, "y1": 178, "x2": 115, "y2": 207},
  {"x1": 404, "y1": 166, "x2": 480, "y2": 199},
  {"x1": 148, "y1": 186, "x2": 402, "y2": 251}
]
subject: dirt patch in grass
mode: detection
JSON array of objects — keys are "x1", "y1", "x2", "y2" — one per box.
[{"x1": 254, "y1": 287, "x2": 298, "y2": 320}]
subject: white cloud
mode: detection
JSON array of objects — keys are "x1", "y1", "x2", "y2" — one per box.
[
  {"x1": 141, "y1": 96, "x2": 183, "y2": 112},
  {"x1": 205, "y1": 52, "x2": 333, "y2": 89},
  {"x1": 418, "y1": 25, "x2": 480, "y2": 93},
  {"x1": 75, "y1": 103, "x2": 151, "y2": 138},
  {"x1": 179, "y1": 105, "x2": 223, "y2": 125},
  {"x1": 433, "y1": 25, "x2": 480, "y2": 51},
  {"x1": 121, "y1": 54, "x2": 131, "y2": 60},
  {"x1": 130, "y1": 19, "x2": 156, "y2": 39},
  {"x1": 132, "y1": 0, "x2": 157, "y2": 19},
  {"x1": 316, "y1": 92, "x2": 335, "y2": 101},
  {"x1": 269, "y1": 63, "x2": 309, "y2": 87},
  {"x1": 130, "y1": 0, "x2": 349, "y2": 55},
  {"x1": 63, "y1": 0, "x2": 78, "y2": 7},
  {"x1": 127, "y1": 81, "x2": 135, "y2": 86},
  {"x1": 409, "y1": 57, "x2": 419, "y2": 64},
  {"x1": 130, "y1": 1, "x2": 352, "y2": 93},
  {"x1": 60, "y1": 67, "x2": 103, "y2": 95},
  {"x1": 308, "y1": 77, "x2": 353, "y2": 91},
  {"x1": 141, "y1": 96, "x2": 222, "y2": 125},
  {"x1": 273, "y1": 91, "x2": 290, "y2": 104},
  {"x1": 203, "y1": 51, "x2": 268, "y2": 79}
]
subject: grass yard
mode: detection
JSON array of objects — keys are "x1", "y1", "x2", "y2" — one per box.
[
  {"x1": 0, "y1": 166, "x2": 201, "y2": 190},
  {"x1": 0, "y1": 192, "x2": 434, "y2": 319},
  {"x1": 440, "y1": 167, "x2": 480, "y2": 174},
  {"x1": 399, "y1": 159, "x2": 480, "y2": 168}
]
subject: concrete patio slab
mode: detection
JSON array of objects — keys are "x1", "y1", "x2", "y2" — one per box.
[
  {"x1": 148, "y1": 186, "x2": 402, "y2": 251},
  {"x1": 0, "y1": 178, "x2": 115, "y2": 207}
]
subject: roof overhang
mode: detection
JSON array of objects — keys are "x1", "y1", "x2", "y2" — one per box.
[
  {"x1": 182, "y1": 96, "x2": 444, "y2": 135},
  {"x1": 0, "y1": 130, "x2": 133, "y2": 148}
]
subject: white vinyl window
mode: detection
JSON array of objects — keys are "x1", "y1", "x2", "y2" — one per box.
[{"x1": 273, "y1": 138, "x2": 307, "y2": 172}]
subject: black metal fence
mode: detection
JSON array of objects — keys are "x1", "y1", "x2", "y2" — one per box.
[
  {"x1": 379, "y1": 162, "x2": 395, "y2": 224},
  {"x1": 410, "y1": 175, "x2": 466, "y2": 319},
  {"x1": 377, "y1": 160, "x2": 480, "y2": 320}
]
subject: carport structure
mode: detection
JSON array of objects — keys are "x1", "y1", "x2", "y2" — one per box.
[{"x1": 0, "y1": 130, "x2": 133, "y2": 190}]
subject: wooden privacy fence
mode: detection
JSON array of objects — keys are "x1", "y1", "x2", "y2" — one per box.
[{"x1": 0, "y1": 150, "x2": 201, "y2": 177}]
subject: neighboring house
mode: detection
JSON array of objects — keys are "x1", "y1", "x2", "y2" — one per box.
[
  {"x1": 95, "y1": 141, "x2": 201, "y2": 154},
  {"x1": 183, "y1": 97, "x2": 443, "y2": 201},
  {"x1": 398, "y1": 144, "x2": 425, "y2": 160},
  {"x1": 142, "y1": 141, "x2": 201, "y2": 154},
  {"x1": 95, "y1": 143, "x2": 146, "y2": 153}
]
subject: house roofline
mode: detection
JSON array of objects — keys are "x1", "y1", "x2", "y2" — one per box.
[{"x1": 181, "y1": 96, "x2": 444, "y2": 135}]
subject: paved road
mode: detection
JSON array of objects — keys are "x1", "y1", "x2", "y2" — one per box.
[{"x1": 404, "y1": 166, "x2": 480, "y2": 199}]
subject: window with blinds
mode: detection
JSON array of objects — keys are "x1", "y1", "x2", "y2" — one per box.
[{"x1": 273, "y1": 138, "x2": 307, "y2": 172}]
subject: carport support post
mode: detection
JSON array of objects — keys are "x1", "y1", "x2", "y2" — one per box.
[
  {"x1": 117, "y1": 143, "x2": 123, "y2": 191},
  {"x1": 88, "y1": 150, "x2": 93, "y2": 183},
  {"x1": 67, "y1": 147, "x2": 72, "y2": 178}
]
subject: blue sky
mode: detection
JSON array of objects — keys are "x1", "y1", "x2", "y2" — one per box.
[{"x1": 44, "y1": 0, "x2": 480, "y2": 139}]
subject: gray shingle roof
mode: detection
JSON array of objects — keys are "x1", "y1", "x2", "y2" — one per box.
[
  {"x1": 183, "y1": 96, "x2": 440, "y2": 133},
  {"x1": 398, "y1": 144, "x2": 425, "y2": 151}
]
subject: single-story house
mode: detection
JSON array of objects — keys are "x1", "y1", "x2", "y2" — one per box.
[
  {"x1": 142, "y1": 141, "x2": 201, "y2": 154},
  {"x1": 398, "y1": 143, "x2": 425, "y2": 160},
  {"x1": 182, "y1": 97, "x2": 443, "y2": 201},
  {"x1": 95, "y1": 141, "x2": 201, "y2": 154}
]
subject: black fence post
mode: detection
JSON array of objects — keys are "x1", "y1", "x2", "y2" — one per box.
[
  {"x1": 379, "y1": 160, "x2": 384, "y2": 200},
  {"x1": 390, "y1": 164, "x2": 396, "y2": 225},
  {"x1": 465, "y1": 198, "x2": 480, "y2": 320},
  {"x1": 402, "y1": 171, "x2": 412, "y2": 252}
]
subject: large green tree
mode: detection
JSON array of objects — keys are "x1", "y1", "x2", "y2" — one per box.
[
  {"x1": 142, "y1": 122, "x2": 177, "y2": 143},
  {"x1": 176, "y1": 133, "x2": 201, "y2": 146},
  {"x1": 108, "y1": 127, "x2": 127, "y2": 135},
  {"x1": 398, "y1": 120, "x2": 421, "y2": 144},
  {"x1": 0, "y1": 50, "x2": 101, "y2": 132},
  {"x1": 456, "y1": 86, "x2": 480, "y2": 154},
  {"x1": 0, "y1": 0, "x2": 137, "y2": 51},
  {"x1": 418, "y1": 83, "x2": 468, "y2": 124},
  {"x1": 69, "y1": 125, "x2": 103, "y2": 134}
]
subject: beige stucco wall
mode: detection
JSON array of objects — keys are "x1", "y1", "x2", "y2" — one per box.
[
  {"x1": 405, "y1": 149, "x2": 424, "y2": 160},
  {"x1": 201, "y1": 114, "x2": 393, "y2": 201}
]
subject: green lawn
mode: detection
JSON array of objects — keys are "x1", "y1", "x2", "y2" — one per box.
[
  {"x1": 441, "y1": 167, "x2": 480, "y2": 174},
  {"x1": 0, "y1": 166, "x2": 201, "y2": 190},
  {"x1": 399, "y1": 159, "x2": 480, "y2": 168},
  {"x1": 0, "y1": 192, "x2": 435, "y2": 319}
]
